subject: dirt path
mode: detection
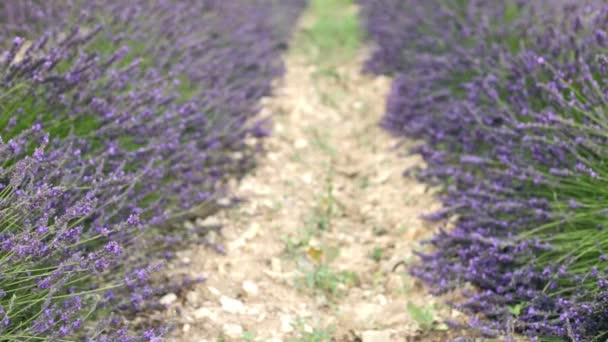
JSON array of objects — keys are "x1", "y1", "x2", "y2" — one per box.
[{"x1": 160, "y1": 4, "x2": 461, "y2": 342}]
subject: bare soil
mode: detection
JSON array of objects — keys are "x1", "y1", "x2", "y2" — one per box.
[{"x1": 157, "y1": 11, "x2": 466, "y2": 342}]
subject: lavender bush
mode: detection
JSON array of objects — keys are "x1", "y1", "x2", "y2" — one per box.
[
  {"x1": 361, "y1": 0, "x2": 608, "y2": 340},
  {"x1": 0, "y1": 0, "x2": 305, "y2": 339}
]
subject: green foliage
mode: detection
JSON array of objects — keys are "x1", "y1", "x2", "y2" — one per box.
[
  {"x1": 406, "y1": 302, "x2": 448, "y2": 331},
  {"x1": 289, "y1": 317, "x2": 334, "y2": 342},
  {"x1": 296, "y1": 0, "x2": 361, "y2": 65},
  {"x1": 300, "y1": 264, "x2": 358, "y2": 297},
  {"x1": 369, "y1": 247, "x2": 384, "y2": 262}
]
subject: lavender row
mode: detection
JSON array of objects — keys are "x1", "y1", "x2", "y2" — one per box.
[
  {"x1": 361, "y1": 0, "x2": 608, "y2": 340},
  {"x1": 0, "y1": 0, "x2": 305, "y2": 340}
]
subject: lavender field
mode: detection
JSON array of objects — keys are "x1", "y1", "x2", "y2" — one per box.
[
  {"x1": 361, "y1": 0, "x2": 608, "y2": 341},
  {"x1": 1, "y1": 0, "x2": 605, "y2": 341}
]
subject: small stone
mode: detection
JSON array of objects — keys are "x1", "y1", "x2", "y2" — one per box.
[
  {"x1": 159, "y1": 293, "x2": 177, "y2": 306},
  {"x1": 361, "y1": 330, "x2": 391, "y2": 342},
  {"x1": 242, "y1": 280, "x2": 259, "y2": 296},
  {"x1": 280, "y1": 314, "x2": 293, "y2": 333},
  {"x1": 294, "y1": 138, "x2": 308, "y2": 149},
  {"x1": 194, "y1": 307, "x2": 217, "y2": 321},
  {"x1": 220, "y1": 295, "x2": 245, "y2": 314},
  {"x1": 196, "y1": 216, "x2": 221, "y2": 227},
  {"x1": 182, "y1": 324, "x2": 191, "y2": 333},
  {"x1": 376, "y1": 294, "x2": 388, "y2": 306},
  {"x1": 223, "y1": 323, "x2": 243, "y2": 338},
  {"x1": 271, "y1": 258, "x2": 282, "y2": 273},
  {"x1": 217, "y1": 197, "x2": 231, "y2": 206},
  {"x1": 350, "y1": 303, "x2": 383, "y2": 327},
  {"x1": 246, "y1": 306, "x2": 261, "y2": 316},
  {"x1": 186, "y1": 291, "x2": 200, "y2": 305},
  {"x1": 243, "y1": 223, "x2": 260, "y2": 240},
  {"x1": 207, "y1": 286, "x2": 221, "y2": 296},
  {"x1": 385, "y1": 274, "x2": 403, "y2": 293},
  {"x1": 268, "y1": 152, "x2": 280, "y2": 161},
  {"x1": 205, "y1": 230, "x2": 219, "y2": 245},
  {"x1": 301, "y1": 173, "x2": 313, "y2": 184},
  {"x1": 373, "y1": 170, "x2": 391, "y2": 184}
]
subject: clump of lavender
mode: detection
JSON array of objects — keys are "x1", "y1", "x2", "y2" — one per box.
[
  {"x1": 0, "y1": 0, "x2": 305, "y2": 339},
  {"x1": 361, "y1": 0, "x2": 608, "y2": 340}
]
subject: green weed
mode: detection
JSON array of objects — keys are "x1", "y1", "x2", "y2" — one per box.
[
  {"x1": 296, "y1": 0, "x2": 361, "y2": 66},
  {"x1": 289, "y1": 317, "x2": 334, "y2": 342},
  {"x1": 300, "y1": 264, "x2": 358, "y2": 297}
]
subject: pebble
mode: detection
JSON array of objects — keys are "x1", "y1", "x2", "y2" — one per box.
[
  {"x1": 159, "y1": 293, "x2": 177, "y2": 306},
  {"x1": 193, "y1": 307, "x2": 218, "y2": 322},
  {"x1": 242, "y1": 280, "x2": 259, "y2": 296},
  {"x1": 196, "y1": 216, "x2": 220, "y2": 227},
  {"x1": 294, "y1": 138, "x2": 308, "y2": 149},
  {"x1": 182, "y1": 324, "x2": 191, "y2": 333},
  {"x1": 243, "y1": 223, "x2": 260, "y2": 240},
  {"x1": 385, "y1": 274, "x2": 403, "y2": 293},
  {"x1": 280, "y1": 314, "x2": 294, "y2": 333},
  {"x1": 271, "y1": 258, "x2": 282, "y2": 272},
  {"x1": 301, "y1": 173, "x2": 313, "y2": 184},
  {"x1": 220, "y1": 295, "x2": 245, "y2": 314},
  {"x1": 361, "y1": 330, "x2": 391, "y2": 342},
  {"x1": 217, "y1": 197, "x2": 231, "y2": 206},
  {"x1": 347, "y1": 303, "x2": 383, "y2": 327},
  {"x1": 373, "y1": 170, "x2": 391, "y2": 184},
  {"x1": 376, "y1": 294, "x2": 388, "y2": 306},
  {"x1": 186, "y1": 290, "x2": 201, "y2": 305},
  {"x1": 207, "y1": 286, "x2": 221, "y2": 296},
  {"x1": 222, "y1": 323, "x2": 243, "y2": 338}
]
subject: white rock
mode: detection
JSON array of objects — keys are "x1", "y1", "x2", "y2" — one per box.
[
  {"x1": 182, "y1": 324, "x2": 191, "y2": 333},
  {"x1": 196, "y1": 216, "x2": 220, "y2": 227},
  {"x1": 376, "y1": 294, "x2": 388, "y2": 306},
  {"x1": 159, "y1": 293, "x2": 177, "y2": 306},
  {"x1": 385, "y1": 274, "x2": 404, "y2": 293},
  {"x1": 243, "y1": 223, "x2": 260, "y2": 240},
  {"x1": 301, "y1": 173, "x2": 313, "y2": 184},
  {"x1": 373, "y1": 170, "x2": 391, "y2": 184},
  {"x1": 220, "y1": 295, "x2": 245, "y2": 314},
  {"x1": 246, "y1": 306, "x2": 261, "y2": 316},
  {"x1": 345, "y1": 303, "x2": 383, "y2": 327},
  {"x1": 294, "y1": 138, "x2": 308, "y2": 149},
  {"x1": 271, "y1": 258, "x2": 282, "y2": 273},
  {"x1": 217, "y1": 197, "x2": 231, "y2": 206},
  {"x1": 193, "y1": 307, "x2": 217, "y2": 321},
  {"x1": 361, "y1": 330, "x2": 391, "y2": 342},
  {"x1": 280, "y1": 314, "x2": 294, "y2": 333},
  {"x1": 223, "y1": 323, "x2": 243, "y2": 338},
  {"x1": 242, "y1": 280, "x2": 259, "y2": 296},
  {"x1": 186, "y1": 291, "x2": 200, "y2": 305},
  {"x1": 207, "y1": 286, "x2": 221, "y2": 296}
]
